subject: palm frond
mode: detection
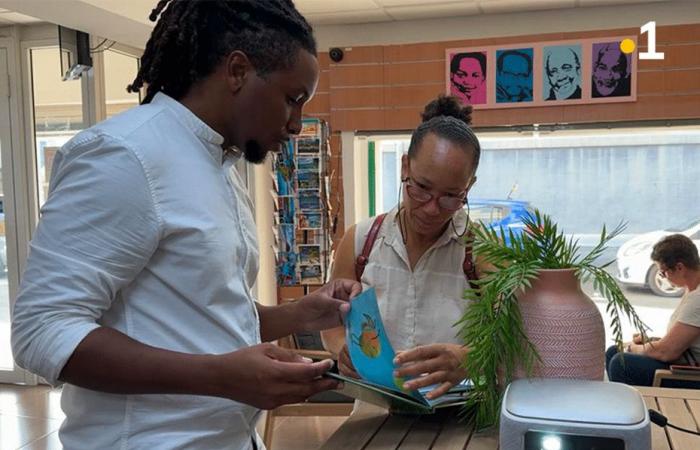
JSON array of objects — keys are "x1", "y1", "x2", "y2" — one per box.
[{"x1": 460, "y1": 209, "x2": 647, "y2": 428}]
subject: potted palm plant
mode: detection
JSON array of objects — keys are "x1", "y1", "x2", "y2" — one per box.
[{"x1": 458, "y1": 210, "x2": 648, "y2": 428}]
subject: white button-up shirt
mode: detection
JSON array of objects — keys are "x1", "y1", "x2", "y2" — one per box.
[
  {"x1": 354, "y1": 208, "x2": 471, "y2": 350},
  {"x1": 12, "y1": 93, "x2": 263, "y2": 449}
]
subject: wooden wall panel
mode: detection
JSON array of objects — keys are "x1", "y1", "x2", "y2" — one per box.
[
  {"x1": 385, "y1": 85, "x2": 443, "y2": 108},
  {"x1": 658, "y1": 23, "x2": 700, "y2": 43},
  {"x1": 664, "y1": 70, "x2": 700, "y2": 93},
  {"x1": 330, "y1": 64, "x2": 384, "y2": 87},
  {"x1": 637, "y1": 72, "x2": 665, "y2": 95},
  {"x1": 305, "y1": 92, "x2": 330, "y2": 117},
  {"x1": 664, "y1": 94, "x2": 700, "y2": 118},
  {"x1": 330, "y1": 87, "x2": 384, "y2": 109},
  {"x1": 383, "y1": 62, "x2": 444, "y2": 85},
  {"x1": 331, "y1": 108, "x2": 385, "y2": 131},
  {"x1": 639, "y1": 44, "x2": 700, "y2": 70}
]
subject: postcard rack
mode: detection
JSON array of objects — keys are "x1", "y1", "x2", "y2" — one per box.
[{"x1": 272, "y1": 118, "x2": 332, "y2": 286}]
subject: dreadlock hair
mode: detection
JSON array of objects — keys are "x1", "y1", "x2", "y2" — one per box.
[
  {"x1": 128, "y1": 0, "x2": 317, "y2": 104},
  {"x1": 408, "y1": 95, "x2": 481, "y2": 171}
]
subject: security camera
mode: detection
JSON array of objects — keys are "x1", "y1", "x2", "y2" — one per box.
[{"x1": 329, "y1": 47, "x2": 344, "y2": 63}]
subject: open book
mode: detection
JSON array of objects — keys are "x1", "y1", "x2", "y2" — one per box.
[{"x1": 326, "y1": 287, "x2": 471, "y2": 414}]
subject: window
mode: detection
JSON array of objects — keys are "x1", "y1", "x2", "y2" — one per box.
[
  {"x1": 103, "y1": 49, "x2": 140, "y2": 118},
  {"x1": 374, "y1": 139, "x2": 408, "y2": 214},
  {"x1": 368, "y1": 127, "x2": 700, "y2": 312},
  {"x1": 29, "y1": 47, "x2": 85, "y2": 207}
]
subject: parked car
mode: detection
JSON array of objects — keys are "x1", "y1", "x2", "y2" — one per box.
[
  {"x1": 616, "y1": 218, "x2": 700, "y2": 297},
  {"x1": 469, "y1": 199, "x2": 536, "y2": 245}
]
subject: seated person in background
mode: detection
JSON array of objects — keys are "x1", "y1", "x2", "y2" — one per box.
[
  {"x1": 606, "y1": 234, "x2": 700, "y2": 387},
  {"x1": 322, "y1": 95, "x2": 481, "y2": 400}
]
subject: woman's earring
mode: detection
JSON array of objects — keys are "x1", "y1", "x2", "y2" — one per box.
[
  {"x1": 397, "y1": 178, "x2": 408, "y2": 244},
  {"x1": 451, "y1": 198, "x2": 470, "y2": 238}
]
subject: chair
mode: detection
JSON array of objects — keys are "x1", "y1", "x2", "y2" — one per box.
[
  {"x1": 262, "y1": 326, "x2": 354, "y2": 449},
  {"x1": 653, "y1": 368, "x2": 700, "y2": 387}
]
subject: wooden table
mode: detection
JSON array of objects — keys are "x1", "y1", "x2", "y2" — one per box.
[{"x1": 320, "y1": 387, "x2": 700, "y2": 449}]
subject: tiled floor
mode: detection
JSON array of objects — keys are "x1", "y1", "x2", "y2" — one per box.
[
  {"x1": 0, "y1": 383, "x2": 345, "y2": 450},
  {"x1": 0, "y1": 384, "x2": 64, "y2": 449}
]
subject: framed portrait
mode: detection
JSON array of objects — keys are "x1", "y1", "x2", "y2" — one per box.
[
  {"x1": 542, "y1": 44, "x2": 583, "y2": 101},
  {"x1": 496, "y1": 48, "x2": 534, "y2": 104},
  {"x1": 591, "y1": 41, "x2": 634, "y2": 100},
  {"x1": 447, "y1": 51, "x2": 488, "y2": 106}
]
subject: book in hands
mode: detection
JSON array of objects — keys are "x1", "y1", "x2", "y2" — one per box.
[{"x1": 327, "y1": 287, "x2": 471, "y2": 414}]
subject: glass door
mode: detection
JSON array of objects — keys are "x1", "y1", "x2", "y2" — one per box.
[{"x1": 0, "y1": 44, "x2": 26, "y2": 383}]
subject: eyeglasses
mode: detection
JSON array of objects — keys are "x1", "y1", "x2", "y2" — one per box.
[{"x1": 403, "y1": 177, "x2": 467, "y2": 211}]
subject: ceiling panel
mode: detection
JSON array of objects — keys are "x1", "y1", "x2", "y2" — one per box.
[
  {"x1": 479, "y1": 0, "x2": 576, "y2": 14},
  {"x1": 306, "y1": 9, "x2": 393, "y2": 25},
  {"x1": 296, "y1": 0, "x2": 382, "y2": 14},
  {"x1": 576, "y1": 0, "x2": 662, "y2": 5},
  {"x1": 376, "y1": 0, "x2": 476, "y2": 6},
  {"x1": 386, "y1": 3, "x2": 482, "y2": 20}
]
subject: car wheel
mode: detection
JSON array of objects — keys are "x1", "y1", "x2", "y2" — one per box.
[{"x1": 647, "y1": 265, "x2": 683, "y2": 297}]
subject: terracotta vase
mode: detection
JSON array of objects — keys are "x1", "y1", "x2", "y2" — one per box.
[{"x1": 515, "y1": 268, "x2": 605, "y2": 380}]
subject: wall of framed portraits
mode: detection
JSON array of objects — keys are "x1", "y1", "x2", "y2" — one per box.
[{"x1": 446, "y1": 36, "x2": 637, "y2": 109}]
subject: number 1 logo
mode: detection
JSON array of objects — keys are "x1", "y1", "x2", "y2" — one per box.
[{"x1": 639, "y1": 21, "x2": 665, "y2": 60}]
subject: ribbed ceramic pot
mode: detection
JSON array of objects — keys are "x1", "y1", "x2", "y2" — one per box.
[{"x1": 515, "y1": 268, "x2": 605, "y2": 380}]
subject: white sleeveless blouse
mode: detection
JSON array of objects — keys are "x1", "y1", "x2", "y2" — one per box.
[{"x1": 353, "y1": 207, "x2": 472, "y2": 350}]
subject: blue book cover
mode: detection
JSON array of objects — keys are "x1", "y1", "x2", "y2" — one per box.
[{"x1": 329, "y1": 287, "x2": 471, "y2": 413}]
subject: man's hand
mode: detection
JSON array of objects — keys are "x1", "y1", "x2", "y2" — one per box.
[
  {"x1": 393, "y1": 343, "x2": 468, "y2": 399},
  {"x1": 338, "y1": 344, "x2": 360, "y2": 379},
  {"x1": 215, "y1": 343, "x2": 342, "y2": 410},
  {"x1": 295, "y1": 279, "x2": 362, "y2": 332},
  {"x1": 633, "y1": 333, "x2": 659, "y2": 345}
]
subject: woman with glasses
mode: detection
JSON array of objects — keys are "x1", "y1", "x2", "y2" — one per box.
[
  {"x1": 321, "y1": 95, "x2": 480, "y2": 400},
  {"x1": 606, "y1": 234, "x2": 700, "y2": 387}
]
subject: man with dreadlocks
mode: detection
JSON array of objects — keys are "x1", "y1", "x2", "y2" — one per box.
[{"x1": 11, "y1": 1, "x2": 360, "y2": 448}]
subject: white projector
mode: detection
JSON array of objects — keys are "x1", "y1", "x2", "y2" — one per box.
[{"x1": 500, "y1": 378, "x2": 650, "y2": 450}]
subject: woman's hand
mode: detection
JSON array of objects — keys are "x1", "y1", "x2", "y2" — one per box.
[
  {"x1": 393, "y1": 343, "x2": 468, "y2": 399},
  {"x1": 338, "y1": 344, "x2": 360, "y2": 379}
]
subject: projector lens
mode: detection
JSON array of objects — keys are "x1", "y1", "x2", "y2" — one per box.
[
  {"x1": 542, "y1": 436, "x2": 561, "y2": 450},
  {"x1": 524, "y1": 431, "x2": 625, "y2": 450}
]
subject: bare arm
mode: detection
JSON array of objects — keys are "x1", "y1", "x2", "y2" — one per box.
[
  {"x1": 629, "y1": 322, "x2": 700, "y2": 362},
  {"x1": 60, "y1": 327, "x2": 340, "y2": 410},
  {"x1": 321, "y1": 224, "x2": 357, "y2": 357},
  {"x1": 60, "y1": 327, "x2": 226, "y2": 396}
]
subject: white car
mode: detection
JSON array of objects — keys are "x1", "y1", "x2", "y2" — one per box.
[{"x1": 616, "y1": 218, "x2": 700, "y2": 297}]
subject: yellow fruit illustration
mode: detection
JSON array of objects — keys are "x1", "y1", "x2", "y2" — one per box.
[{"x1": 352, "y1": 314, "x2": 381, "y2": 358}]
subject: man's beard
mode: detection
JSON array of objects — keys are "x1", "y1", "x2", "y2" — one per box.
[{"x1": 243, "y1": 140, "x2": 269, "y2": 164}]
